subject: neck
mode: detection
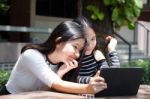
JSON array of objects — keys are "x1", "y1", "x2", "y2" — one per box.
[{"x1": 47, "y1": 51, "x2": 60, "y2": 64}]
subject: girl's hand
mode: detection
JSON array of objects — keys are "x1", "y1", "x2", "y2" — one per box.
[
  {"x1": 89, "y1": 71, "x2": 107, "y2": 93},
  {"x1": 57, "y1": 59, "x2": 78, "y2": 78},
  {"x1": 64, "y1": 59, "x2": 78, "y2": 70},
  {"x1": 105, "y1": 36, "x2": 117, "y2": 52}
]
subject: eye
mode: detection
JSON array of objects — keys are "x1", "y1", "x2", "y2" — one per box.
[
  {"x1": 91, "y1": 37, "x2": 96, "y2": 41},
  {"x1": 73, "y1": 45, "x2": 78, "y2": 50},
  {"x1": 79, "y1": 47, "x2": 84, "y2": 53}
]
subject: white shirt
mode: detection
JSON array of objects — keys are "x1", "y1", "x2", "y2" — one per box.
[{"x1": 6, "y1": 49, "x2": 60, "y2": 94}]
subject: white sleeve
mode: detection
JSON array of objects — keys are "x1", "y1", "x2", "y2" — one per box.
[{"x1": 21, "y1": 49, "x2": 60, "y2": 88}]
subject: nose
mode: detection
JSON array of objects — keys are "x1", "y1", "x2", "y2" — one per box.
[
  {"x1": 75, "y1": 51, "x2": 80, "y2": 59},
  {"x1": 88, "y1": 42, "x2": 92, "y2": 48}
]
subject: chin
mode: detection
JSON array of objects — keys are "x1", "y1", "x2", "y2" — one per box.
[{"x1": 85, "y1": 51, "x2": 92, "y2": 55}]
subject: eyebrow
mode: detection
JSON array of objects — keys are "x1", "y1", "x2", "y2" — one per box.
[
  {"x1": 74, "y1": 42, "x2": 84, "y2": 49},
  {"x1": 74, "y1": 43, "x2": 80, "y2": 47}
]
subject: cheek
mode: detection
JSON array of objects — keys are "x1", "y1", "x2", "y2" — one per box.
[
  {"x1": 85, "y1": 40, "x2": 96, "y2": 55},
  {"x1": 92, "y1": 41, "x2": 96, "y2": 48},
  {"x1": 62, "y1": 44, "x2": 75, "y2": 54},
  {"x1": 88, "y1": 40, "x2": 96, "y2": 49}
]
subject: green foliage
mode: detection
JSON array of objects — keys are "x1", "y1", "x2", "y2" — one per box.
[
  {"x1": 123, "y1": 59, "x2": 150, "y2": 85},
  {"x1": 0, "y1": 70, "x2": 10, "y2": 87},
  {"x1": 0, "y1": 0, "x2": 10, "y2": 14},
  {"x1": 86, "y1": 0, "x2": 143, "y2": 30},
  {"x1": 86, "y1": 5, "x2": 104, "y2": 21}
]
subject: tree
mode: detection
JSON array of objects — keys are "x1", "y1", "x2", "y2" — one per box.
[
  {"x1": 79, "y1": 0, "x2": 143, "y2": 35},
  {"x1": 0, "y1": 0, "x2": 10, "y2": 25},
  {"x1": 0, "y1": 0, "x2": 9, "y2": 14},
  {"x1": 78, "y1": 0, "x2": 143, "y2": 59},
  {"x1": 0, "y1": 0, "x2": 10, "y2": 41}
]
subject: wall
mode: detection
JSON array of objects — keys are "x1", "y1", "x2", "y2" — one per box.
[
  {"x1": 30, "y1": 0, "x2": 72, "y2": 43},
  {"x1": 0, "y1": 43, "x2": 27, "y2": 63},
  {"x1": 31, "y1": 16, "x2": 71, "y2": 42},
  {"x1": 115, "y1": 26, "x2": 134, "y2": 43},
  {"x1": 137, "y1": 21, "x2": 150, "y2": 56}
]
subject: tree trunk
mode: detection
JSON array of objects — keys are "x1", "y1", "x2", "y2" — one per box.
[
  {"x1": 78, "y1": 0, "x2": 114, "y2": 56},
  {"x1": 82, "y1": 0, "x2": 114, "y2": 33}
]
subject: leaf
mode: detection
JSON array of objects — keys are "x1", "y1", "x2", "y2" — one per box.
[
  {"x1": 97, "y1": 12, "x2": 104, "y2": 20},
  {"x1": 91, "y1": 14, "x2": 97, "y2": 20},
  {"x1": 86, "y1": 0, "x2": 142, "y2": 30},
  {"x1": 134, "y1": 0, "x2": 143, "y2": 9},
  {"x1": 133, "y1": 6, "x2": 142, "y2": 17},
  {"x1": 104, "y1": 0, "x2": 111, "y2": 5},
  {"x1": 112, "y1": 7, "x2": 119, "y2": 21},
  {"x1": 117, "y1": 18, "x2": 124, "y2": 26},
  {"x1": 86, "y1": 4, "x2": 104, "y2": 21},
  {"x1": 86, "y1": 5, "x2": 100, "y2": 14},
  {"x1": 128, "y1": 22, "x2": 135, "y2": 30},
  {"x1": 86, "y1": 5, "x2": 95, "y2": 12},
  {"x1": 124, "y1": 7, "x2": 135, "y2": 21}
]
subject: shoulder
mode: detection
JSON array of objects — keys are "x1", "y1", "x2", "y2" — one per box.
[
  {"x1": 22, "y1": 49, "x2": 41, "y2": 56},
  {"x1": 94, "y1": 50, "x2": 102, "y2": 55},
  {"x1": 21, "y1": 49, "x2": 44, "y2": 60},
  {"x1": 94, "y1": 50, "x2": 105, "y2": 61}
]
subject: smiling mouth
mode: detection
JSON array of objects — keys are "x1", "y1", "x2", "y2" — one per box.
[
  {"x1": 86, "y1": 49, "x2": 92, "y2": 51},
  {"x1": 68, "y1": 56, "x2": 77, "y2": 60}
]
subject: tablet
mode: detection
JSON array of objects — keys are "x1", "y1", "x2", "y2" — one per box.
[{"x1": 95, "y1": 67, "x2": 144, "y2": 97}]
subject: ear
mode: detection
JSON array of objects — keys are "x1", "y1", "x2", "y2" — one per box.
[
  {"x1": 55, "y1": 37, "x2": 62, "y2": 43},
  {"x1": 55, "y1": 37, "x2": 62, "y2": 48}
]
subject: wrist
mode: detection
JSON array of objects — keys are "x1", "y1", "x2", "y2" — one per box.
[
  {"x1": 57, "y1": 68, "x2": 69, "y2": 78},
  {"x1": 108, "y1": 48, "x2": 116, "y2": 53},
  {"x1": 84, "y1": 84, "x2": 95, "y2": 94}
]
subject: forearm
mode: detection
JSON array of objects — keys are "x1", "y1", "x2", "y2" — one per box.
[
  {"x1": 77, "y1": 76, "x2": 91, "y2": 84},
  {"x1": 108, "y1": 51, "x2": 120, "y2": 67},
  {"x1": 57, "y1": 60, "x2": 78, "y2": 78},
  {"x1": 57, "y1": 64, "x2": 71, "y2": 78},
  {"x1": 52, "y1": 79, "x2": 94, "y2": 94},
  {"x1": 98, "y1": 59, "x2": 109, "y2": 68},
  {"x1": 57, "y1": 69, "x2": 69, "y2": 78}
]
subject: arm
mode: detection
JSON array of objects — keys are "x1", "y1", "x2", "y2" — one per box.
[
  {"x1": 78, "y1": 50, "x2": 109, "y2": 84},
  {"x1": 77, "y1": 76, "x2": 91, "y2": 84},
  {"x1": 23, "y1": 49, "x2": 105, "y2": 94},
  {"x1": 52, "y1": 79, "x2": 94, "y2": 94},
  {"x1": 108, "y1": 51, "x2": 120, "y2": 67},
  {"x1": 52, "y1": 71, "x2": 107, "y2": 94},
  {"x1": 57, "y1": 59, "x2": 78, "y2": 78},
  {"x1": 106, "y1": 36, "x2": 120, "y2": 67}
]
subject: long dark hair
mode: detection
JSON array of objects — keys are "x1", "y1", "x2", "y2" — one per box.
[
  {"x1": 62, "y1": 17, "x2": 93, "y2": 82},
  {"x1": 21, "y1": 20, "x2": 87, "y2": 56}
]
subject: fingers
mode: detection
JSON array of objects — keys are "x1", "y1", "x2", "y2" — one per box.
[
  {"x1": 105, "y1": 36, "x2": 117, "y2": 52},
  {"x1": 93, "y1": 83, "x2": 107, "y2": 93},
  {"x1": 90, "y1": 77, "x2": 107, "y2": 93},
  {"x1": 94, "y1": 70, "x2": 100, "y2": 77},
  {"x1": 72, "y1": 59, "x2": 78, "y2": 68},
  {"x1": 91, "y1": 76, "x2": 105, "y2": 85},
  {"x1": 105, "y1": 35, "x2": 117, "y2": 43},
  {"x1": 90, "y1": 74, "x2": 107, "y2": 93},
  {"x1": 64, "y1": 59, "x2": 78, "y2": 69},
  {"x1": 105, "y1": 36, "x2": 112, "y2": 41}
]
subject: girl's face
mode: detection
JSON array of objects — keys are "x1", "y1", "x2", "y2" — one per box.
[
  {"x1": 56, "y1": 38, "x2": 85, "y2": 63},
  {"x1": 85, "y1": 28, "x2": 96, "y2": 55}
]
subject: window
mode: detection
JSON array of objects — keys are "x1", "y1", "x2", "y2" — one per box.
[{"x1": 36, "y1": 0, "x2": 78, "y2": 18}]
